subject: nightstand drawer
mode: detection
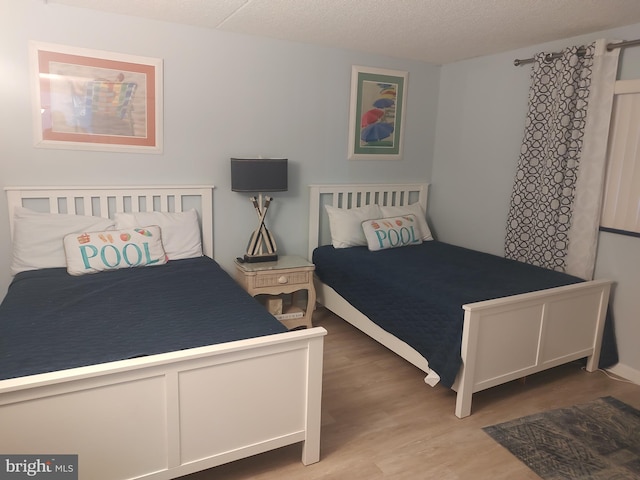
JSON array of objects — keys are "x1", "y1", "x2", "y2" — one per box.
[
  {"x1": 235, "y1": 255, "x2": 316, "y2": 329},
  {"x1": 254, "y1": 271, "x2": 310, "y2": 288}
]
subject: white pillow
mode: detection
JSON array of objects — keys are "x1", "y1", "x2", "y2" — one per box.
[
  {"x1": 114, "y1": 209, "x2": 202, "y2": 260},
  {"x1": 10, "y1": 207, "x2": 115, "y2": 275},
  {"x1": 325, "y1": 204, "x2": 382, "y2": 248},
  {"x1": 362, "y1": 215, "x2": 423, "y2": 251},
  {"x1": 64, "y1": 226, "x2": 168, "y2": 276},
  {"x1": 380, "y1": 203, "x2": 433, "y2": 241}
]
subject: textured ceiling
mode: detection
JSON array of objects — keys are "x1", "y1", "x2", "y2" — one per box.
[{"x1": 47, "y1": 0, "x2": 640, "y2": 64}]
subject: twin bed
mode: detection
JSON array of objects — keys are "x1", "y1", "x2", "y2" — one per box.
[
  {"x1": 308, "y1": 183, "x2": 612, "y2": 418},
  {"x1": 0, "y1": 185, "x2": 326, "y2": 480}
]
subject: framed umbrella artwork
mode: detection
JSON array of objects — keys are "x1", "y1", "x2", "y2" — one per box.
[{"x1": 348, "y1": 66, "x2": 407, "y2": 160}]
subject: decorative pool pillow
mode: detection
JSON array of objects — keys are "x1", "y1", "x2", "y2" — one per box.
[
  {"x1": 114, "y1": 209, "x2": 202, "y2": 260},
  {"x1": 325, "y1": 204, "x2": 382, "y2": 248},
  {"x1": 10, "y1": 207, "x2": 115, "y2": 275},
  {"x1": 380, "y1": 203, "x2": 434, "y2": 241},
  {"x1": 361, "y1": 215, "x2": 423, "y2": 251},
  {"x1": 64, "y1": 226, "x2": 168, "y2": 276}
]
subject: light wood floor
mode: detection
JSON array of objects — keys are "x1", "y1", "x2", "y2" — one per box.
[{"x1": 184, "y1": 307, "x2": 640, "y2": 480}]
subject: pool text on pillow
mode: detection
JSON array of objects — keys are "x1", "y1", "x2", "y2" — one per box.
[
  {"x1": 77, "y1": 230, "x2": 161, "y2": 268},
  {"x1": 361, "y1": 215, "x2": 423, "y2": 251},
  {"x1": 64, "y1": 225, "x2": 168, "y2": 275}
]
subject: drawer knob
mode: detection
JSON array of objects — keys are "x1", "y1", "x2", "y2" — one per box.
[{"x1": 278, "y1": 275, "x2": 288, "y2": 284}]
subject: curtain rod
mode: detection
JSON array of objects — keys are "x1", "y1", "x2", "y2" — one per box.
[{"x1": 513, "y1": 38, "x2": 640, "y2": 66}]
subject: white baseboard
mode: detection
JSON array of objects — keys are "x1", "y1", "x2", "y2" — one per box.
[{"x1": 605, "y1": 363, "x2": 640, "y2": 385}]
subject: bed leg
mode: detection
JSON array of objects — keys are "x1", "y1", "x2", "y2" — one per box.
[
  {"x1": 302, "y1": 435, "x2": 320, "y2": 465},
  {"x1": 456, "y1": 309, "x2": 478, "y2": 418},
  {"x1": 455, "y1": 387, "x2": 473, "y2": 419},
  {"x1": 585, "y1": 287, "x2": 609, "y2": 373},
  {"x1": 585, "y1": 352, "x2": 601, "y2": 373},
  {"x1": 301, "y1": 336, "x2": 324, "y2": 465}
]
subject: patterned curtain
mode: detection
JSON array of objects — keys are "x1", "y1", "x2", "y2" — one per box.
[{"x1": 505, "y1": 40, "x2": 619, "y2": 279}]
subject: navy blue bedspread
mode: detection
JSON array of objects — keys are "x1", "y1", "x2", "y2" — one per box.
[
  {"x1": 0, "y1": 257, "x2": 287, "y2": 381},
  {"x1": 314, "y1": 241, "x2": 593, "y2": 388}
]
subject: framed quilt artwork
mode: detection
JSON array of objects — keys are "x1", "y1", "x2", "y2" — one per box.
[
  {"x1": 30, "y1": 41, "x2": 163, "y2": 153},
  {"x1": 348, "y1": 66, "x2": 407, "y2": 160}
]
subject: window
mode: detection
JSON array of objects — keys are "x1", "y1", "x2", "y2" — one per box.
[{"x1": 600, "y1": 79, "x2": 640, "y2": 236}]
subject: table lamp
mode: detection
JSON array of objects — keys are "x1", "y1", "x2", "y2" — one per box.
[{"x1": 231, "y1": 157, "x2": 288, "y2": 263}]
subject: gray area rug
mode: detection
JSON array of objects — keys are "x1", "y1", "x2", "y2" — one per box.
[{"x1": 483, "y1": 396, "x2": 640, "y2": 479}]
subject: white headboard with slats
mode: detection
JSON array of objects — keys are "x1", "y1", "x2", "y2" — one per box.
[
  {"x1": 308, "y1": 183, "x2": 429, "y2": 258},
  {"x1": 5, "y1": 185, "x2": 215, "y2": 258}
]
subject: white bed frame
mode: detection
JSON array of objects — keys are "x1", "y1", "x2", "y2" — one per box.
[
  {"x1": 1, "y1": 185, "x2": 326, "y2": 479},
  {"x1": 308, "y1": 183, "x2": 611, "y2": 418}
]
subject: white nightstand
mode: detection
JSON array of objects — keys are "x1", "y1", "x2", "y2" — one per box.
[{"x1": 234, "y1": 255, "x2": 316, "y2": 329}]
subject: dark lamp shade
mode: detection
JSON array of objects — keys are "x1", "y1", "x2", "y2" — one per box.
[{"x1": 231, "y1": 158, "x2": 288, "y2": 192}]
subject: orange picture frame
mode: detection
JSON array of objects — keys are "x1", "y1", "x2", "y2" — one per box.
[{"x1": 30, "y1": 41, "x2": 163, "y2": 153}]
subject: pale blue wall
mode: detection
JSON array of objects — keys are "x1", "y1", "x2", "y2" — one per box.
[
  {"x1": 1, "y1": 0, "x2": 638, "y2": 381},
  {"x1": 432, "y1": 23, "x2": 640, "y2": 380},
  {"x1": 0, "y1": 0, "x2": 440, "y2": 294}
]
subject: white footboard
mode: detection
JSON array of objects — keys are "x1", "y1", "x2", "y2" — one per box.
[
  {"x1": 316, "y1": 275, "x2": 611, "y2": 419},
  {"x1": 0, "y1": 328, "x2": 326, "y2": 480},
  {"x1": 454, "y1": 279, "x2": 611, "y2": 418}
]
